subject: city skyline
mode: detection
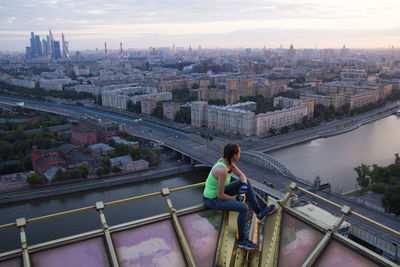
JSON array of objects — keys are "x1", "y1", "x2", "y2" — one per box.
[{"x1": 1, "y1": 0, "x2": 400, "y2": 52}]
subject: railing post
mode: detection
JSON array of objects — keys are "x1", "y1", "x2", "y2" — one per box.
[
  {"x1": 95, "y1": 202, "x2": 120, "y2": 267},
  {"x1": 16, "y1": 218, "x2": 31, "y2": 267},
  {"x1": 279, "y1": 182, "x2": 298, "y2": 206},
  {"x1": 161, "y1": 188, "x2": 196, "y2": 267}
]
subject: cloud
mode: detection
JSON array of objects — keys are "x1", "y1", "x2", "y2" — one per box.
[
  {"x1": 1, "y1": 0, "x2": 400, "y2": 51},
  {"x1": 84, "y1": 10, "x2": 106, "y2": 15},
  {"x1": 6, "y1": 17, "x2": 16, "y2": 23}
]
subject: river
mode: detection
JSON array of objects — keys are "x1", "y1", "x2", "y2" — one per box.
[
  {"x1": 0, "y1": 169, "x2": 208, "y2": 251},
  {"x1": 268, "y1": 115, "x2": 400, "y2": 193}
]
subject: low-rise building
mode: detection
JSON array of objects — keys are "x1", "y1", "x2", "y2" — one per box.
[
  {"x1": 69, "y1": 125, "x2": 97, "y2": 145},
  {"x1": 0, "y1": 172, "x2": 30, "y2": 192},
  {"x1": 31, "y1": 147, "x2": 67, "y2": 175},
  {"x1": 126, "y1": 159, "x2": 149, "y2": 172},
  {"x1": 109, "y1": 156, "x2": 149, "y2": 172},
  {"x1": 88, "y1": 143, "x2": 115, "y2": 155}
]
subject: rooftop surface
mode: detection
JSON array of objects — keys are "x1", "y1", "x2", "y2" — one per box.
[{"x1": 0, "y1": 180, "x2": 398, "y2": 267}]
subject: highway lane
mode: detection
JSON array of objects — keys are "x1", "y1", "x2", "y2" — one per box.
[{"x1": 1, "y1": 96, "x2": 399, "y2": 247}]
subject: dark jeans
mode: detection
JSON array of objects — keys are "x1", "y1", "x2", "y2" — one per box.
[{"x1": 203, "y1": 180, "x2": 261, "y2": 241}]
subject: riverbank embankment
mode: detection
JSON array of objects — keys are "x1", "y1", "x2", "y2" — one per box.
[
  {"x1": 0, "y1": 164, "x2": 199, "y2": 205},
  {"x1": 261, "y1": 105, "x2": 399, "y2": 153}
]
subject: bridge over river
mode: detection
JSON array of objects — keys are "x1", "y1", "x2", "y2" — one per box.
[{"x1": 1, "y1": 96, "x2": 399, "y2": 257}]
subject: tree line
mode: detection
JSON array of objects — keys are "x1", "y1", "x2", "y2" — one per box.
[
  {"x1": 354, "y1": 154, "x2": 400, "y2": 215},
  {"x1": 0, "y1": 81, "x2": 95, "y2": 101}
]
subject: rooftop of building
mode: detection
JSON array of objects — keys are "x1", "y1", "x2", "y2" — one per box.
[
  {"x1": 88, "y1": 143, "x2": 114, "y2": 151},
  {"x1": 109, "y1": 155, "x2": 133, "y2": 164},
  {"x1": 70, "y1": 126, "x2": 96, "y2": 134},
  {"x1": 0, "y1": 180, "x2": 397, "y2": 266},
  {"x1": 36, "y1": 156, "x2": 65, "y2": 166},
  {"x1": 208, "y1": 105, "x2": 254, "y2": 114}
]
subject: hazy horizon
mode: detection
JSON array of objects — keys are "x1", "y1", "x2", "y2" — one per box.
[{"x1": 1, "y1": 0, "x2": 399, "y2": 52}]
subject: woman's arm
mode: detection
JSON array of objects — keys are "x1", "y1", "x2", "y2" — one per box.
[
  {"x1": 231, "y1": 163, "x2": 247, "y2": 184},
  {"x1": 215, "y1": 168, "x2": 236, "y2": 200}
]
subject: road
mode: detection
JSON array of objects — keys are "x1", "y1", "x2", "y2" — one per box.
[{"x1": 0, "y1": 96, "x2": 399, "y2": 245}]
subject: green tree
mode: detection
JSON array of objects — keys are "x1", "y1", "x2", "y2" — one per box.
[
  {"x1": 382, "y1": 184, "x2": 400, "y2": 215},
  {"x1": 69, "y1": 168, "x2": 82, "y2": 179},
  {"x1": 370, "y1": 183, "x2": 387, "y2": 194},
  {"x1": 96, "y1": 168, "x2": 104, "y2": 176},
  {"x1": 274, "y1": 91, "x2": 300, "y2": 99},
  {"x1": 127, "y1": 100, "x2": 141, "y2": 113},
  {"x1": 341, "y1": 103, "x2": 350, "y2": 115},
  {"x1": 269, "y1": 128, "x2": 275, "y2": 136},
  {"x1": 0, "y1": 163, "x2": 23, "y2": 175},
  {"x1": 102, "y1": 165, "x2": 111, "y2": 174},
  {"x1": 108, "y1": 138, "x2": 116, "y2": 147},
  {"x1": 118, "y1": 132, "x2": 139, "y2": 142},
  {"x1": 112, "y1": 166, "x2": 122, "y2": 173},
  {"x1": 354, "y1": 164, "x2": 371, "y2": 190},
  {"x1": 151, "y1": 102, "x2": 164, "y2": 119},
  {"x1": 129, "y1": 148, "x2": 141, "y2": 160},
  {"x1": 76, "y1": 164, "x2": 89, "y2": 178},
  {"x1": 54, "y1": 169, "x2": 65, "y2": 181},
  {"x1": 208, "y1": 99, "x2": 226, "y2": 106},
  {"x1": 172, "y1": 88, "x2": 197, "y2": 103},
  {"x1": 27, "y1": 173, "x2": 48, "y2": 185},
  {"x1": 174, "y1": 107, "x2": 191, "y2": 124},
  {"x1": 280, "y1": 126, "x2": 289, "y2": 134},
  {"x1": 97, "y1": 95, "x2": 102, "y2": 105},
  {"x1": 113, "y1": 143, "x2": 132, "y2": 157},
  {"x1": 101, "y1": 156, "x2": 110, "y2": 167}
]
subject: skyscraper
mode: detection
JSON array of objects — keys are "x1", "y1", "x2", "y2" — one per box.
[
  {"x1": 49, "y1": 29, "x2": 56, "y2": 59},
  {"x1": 35, "y1": 35, "x2": 43, "y2": 57},
  {"x1": 27, "y1": 32, "x2": 43, "y2": 58},
  {"x1": 53, "y1": 41, "x2": 61, "y2": 59},
  {"x1": 42, "y1": 38, "x2": 49, "y2": 57},
  {"x1": 29, "y1": 32, "x2": 36, "y2": 58},
  {"x1": 62, "y1": 33, "x2": 70, "y2": 59},
  {"x1": 46, "y1": 35, "x2": 51, "y2": 58}
]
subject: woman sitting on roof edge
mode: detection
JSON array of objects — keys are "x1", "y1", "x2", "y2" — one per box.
[{"x1": 203, "y1": 142, "x2": 276, "y2": 250}]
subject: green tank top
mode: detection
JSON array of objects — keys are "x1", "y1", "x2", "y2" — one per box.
[{"x1": 203, "y1": 159, "x2": 231, "y2": 198}]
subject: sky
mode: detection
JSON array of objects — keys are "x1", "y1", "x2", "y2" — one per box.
[{"x1": 0, "y1": 0, "x2": 400, "y2": 52}]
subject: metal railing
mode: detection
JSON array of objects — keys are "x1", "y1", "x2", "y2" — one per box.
[
  {"x1": 0, "y1": 182, "x2": 207, "y2": 267},
  {"x1": 1, "y1": 179, "x2": 399, "y2": 266},
  {"x1": 241, "y1": 151, "x2": 298, "y2": 180},
  {"x1": 289, "y1": 183, "x2": 400, "y2": 262}
]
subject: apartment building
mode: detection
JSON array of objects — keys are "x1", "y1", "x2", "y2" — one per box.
[
  {"x1": 101, "y1": 87, "x2": 170, "y2": 110},
  {"x1": 163, "y1": 102, "x2": 181, "y2": 120},
  {"x1": 255, "y1": 106, "x2": 308, "y2": 136},
  {"x1": 191, "y1": 100, "x2": 309, "y2": 137},
  {"x1": 304, "y1": 81, "x2": 392, "y2": 110},
  {"x1": 141, "y1": 99, "x2": 157, "y2": 115}
]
